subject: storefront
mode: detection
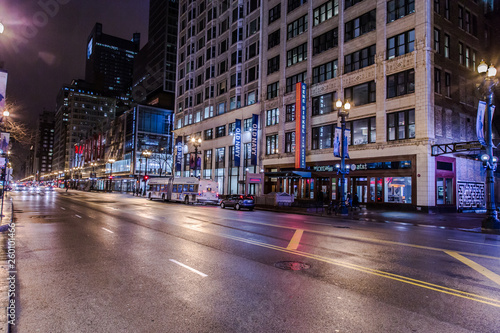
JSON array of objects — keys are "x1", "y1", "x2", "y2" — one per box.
[{"x1": 264, "y1": 155, "x2": 416, "y2": 209}]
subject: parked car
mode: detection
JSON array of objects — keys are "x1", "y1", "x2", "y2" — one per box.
[{"x1": 220, "y1": 195, "x2": 255, "y2": 211}]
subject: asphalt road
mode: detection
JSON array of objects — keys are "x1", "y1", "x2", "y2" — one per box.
[{"x1": 10, "y1": 189, "x2": 500, "y2": 332}]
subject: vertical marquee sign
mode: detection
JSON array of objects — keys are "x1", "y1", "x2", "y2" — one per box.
[
  {"x1": 251, "y1": 114, "x2": 259, "y2": 166},
  {"x1": 234, "y1": 119, "x2": 242, "y2": 167},
  {"x1": 295, "y1": 82, "x2": 307, "y2": 169},
  {"x1": 175, "y1": 136, "x2": 183, "y2": 172},
  {"x1": 0, "y1": 70, "x2": 7, "y2": 112}
]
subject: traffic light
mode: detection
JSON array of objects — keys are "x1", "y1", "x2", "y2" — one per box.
[
  {"x1": 108, "y1": 176, "x2": 114, "y2": 180},
  {"x1": 143, "y1": 175, "x2": 149, "y2": 181}
]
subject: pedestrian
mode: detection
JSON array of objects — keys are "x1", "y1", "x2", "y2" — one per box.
[
  {"x1": 346, "y1": 192, "x2": 352, "y2": 208},
  {"x1": 352, "y1": 193, "x2": 359, "y2": 210}
]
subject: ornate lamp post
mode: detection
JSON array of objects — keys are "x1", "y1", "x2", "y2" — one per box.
[
  {"x1": 478, "y1": 60, "x2": 500, "y2": 230},
  {"x1": 108, "y1": 158, "x2": 115, "y2": 192},
  {"x1": 190, "y1": 137, "x2": 202, "y2": 178},
  {"x1": 335, "y1": 99, "x2": 351, "y2": 215}
]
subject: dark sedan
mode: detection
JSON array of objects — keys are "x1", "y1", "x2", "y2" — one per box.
[{"x1": 220, "y1": 195, "x2": 255, "y2": 211}]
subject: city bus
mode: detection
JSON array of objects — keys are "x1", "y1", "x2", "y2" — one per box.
[
  {"x1": 146, "y1": 177, "x2": 171, "y2": 201},
  {"x1": 146, "y1": 177, "x2": 219, "y2": 205}
]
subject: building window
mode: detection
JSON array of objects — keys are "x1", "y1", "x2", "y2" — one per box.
[
  {"x1": 459, "y1": 42, "x2": 464, "y2": 65},
  {"x1": 312, "y1": 125, "x2": 333, "y2": 150},
  {"x1": 312, "y1": 92, "x2": 336, "y2": 116},
  {"x1": 232, "y1": 27, "x2": 243, "y2": 44},
  {"x1": 465, "y1": 9, "x2": 471, "y2": 33},
  {"x1": 267, "y1": 55, "x2": 280, "y2": 75},
  {"x1": 345, "y1": 81, "x2": 376, "y2": 106},
  {"x1": 244, "y1": 118, "x2": 252, "y2": 131},
  {"x1": 458, "y1": 5, "x2": 464, "y2": 29},
  {"x1": 387, "y1": 109, "x2": 415, "y2": 141},
  {"x1": 345, "y1": 0, "x2": 364, "y2": 9},
  {"x1": 246, "y1": 18, "x2": 260, "y2": 37},
  {"x1": 312, "y1": 60, "x2": 338, "y2": 84},
  {"x1": 266, "y1": 134, "x2": 279, "y2": 154},
  {"x1": 229, "y1": 96, "x2": 241, "y2": 110},
  {"x1": 230, "y1": 72, "x2": 241, "y2": 88},
  {"x1": 287, "y1": 15, "x2": 308, "y2": 40},
  {"x1": 215, "y1": 147, "x2": 225, "y2": 168},
  {"x1": 246, "y1": 42, "x2": 259, "y2": 61},
  {"x1": 247, "y1": 90, "x2": 257, "y2": 105},
  {"x1": 434, "y1": 28, "x2": 440, "y2": 53},
  {"x1": 288, "y1": 0, "x2": 307, "y2": 13},
  {"x1": 286, "y1": 72, "x2": 307, "y2": 93},
  {"x1": 344, "y1": 9, "x2": 376, "y2": 42},
  {"x1": 444, "y1": 34, "x2": 450, "y2": 58},
  {"x1": 267, "y1": 82, "x2": 279, "y2": 99},
  {"x1": 465, "y1": 46, "x2": 470, "y2": 68},
  {"x1": 266, "y1": 108, "x2": 279, "y2": 126},
  {"x1": 204, "y1": 128, "x2": 213, "y2": 140},
  {"x1": 313, "y1": 0, "x2": 338, "y2": 26},
  {"x1": 286, "y1": 104, "x2": 296, "y2": 122},
  {"x1": 344, "y1": 44, "x2": 376, "y2": 73},
  {"x1": 203, "y1": 149, "x2": 213, "y2": 175},
  {"x1": 268, "y1": 29, "x2": 280, "y2": 49},
  {"x1": 269, "y1": 4, "x2": 281, "y2": 24},
  {"x1": 204, "y1": 106, "x2": 214, "y2": 119},
  {"x1": 246, "y1": 66, "x2": 258, "y2": 84},
  {"x1": 387, "y1": 30, "x2": 415, "y2": 59},
  {"x1": 434, "y1": 68, "x2": 441, "y2": 94},
  {"x1": 218, "y1": 80, "x2": 227, "y2": 95},
  {"x1": 231, "y1": 50, "x2": 242, "y2": 66},
  {"x1": 434, "y1": 0, "x2": 440, "y2": 14},
  {"x1": 350, "y1": 117, "x2": 376, "y2": 145},
  {"x1": 312, "y1": 28, "x2": 338, "y2": 56},
  {"x1": 287, "y1": 43, "x2": 307, "y2": 67},
  {"x1": 387, "y1": 0, "x2": 415, "y2": 23},
  {"x1": 445, "y1": 72, "x2": 451, "y2": 98},
  {"x1": 216, "y1": 125, "x2": 226, "y2": 138},
  {"x1": 217, "y1": 102, "x2": 226, "y2": 115},
  {"x1": 387, "y1": 69, "x2": 415, "y2": 98}
]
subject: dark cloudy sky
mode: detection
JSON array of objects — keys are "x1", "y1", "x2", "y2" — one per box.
[{"x1": 0, "y1": 0, "x2": 149, "y2": 128}]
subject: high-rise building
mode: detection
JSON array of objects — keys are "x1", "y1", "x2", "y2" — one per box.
[
  {"x1": 173, "y1": 0, "x2": 500, "y2": 212},
  {"x1": 33, "y1": 110, "x2": 55, "y2": 179},
  {"x1": 132, "y1": 0, "x2": 179, "y2": 108},
  {"x1": 53, "y1": 80, "x2": 116, "y2": 173},
  {"x1": 85, "y1": 23, "x2": 140, "y2": 99}
]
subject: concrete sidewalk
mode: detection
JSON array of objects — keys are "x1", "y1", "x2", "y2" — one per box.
[{"x1": 256, "y1": 204, "x2": 489, "y2": 232}]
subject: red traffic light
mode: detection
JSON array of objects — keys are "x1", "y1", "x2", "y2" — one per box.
[
  {"x1": 143, "y1": 175, "x2": 149, "y2": 181},
  {"x1": 109, "y1": 176, "x2": 114, "y2": 179}
]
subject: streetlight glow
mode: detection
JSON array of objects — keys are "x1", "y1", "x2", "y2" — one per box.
[
  {"x1": 487, "y1": 64, "x2": 497, "y2": 78},
  {"x1": 2, "y1": 110, "x2": 9, "y2": 117},
  {"x1": 0, "y1": 22, "x2": 4, "y2": 34},
  {"x1": 478, "y1": 60, "x2": 488, "y2": 74}
]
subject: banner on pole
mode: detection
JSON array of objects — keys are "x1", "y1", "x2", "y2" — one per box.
[
  {"x1": 477, "y1": 101, "x2": 486, "y2": 146},
  {"x1": 234, "y1": 119, "x2": 241, "y2": 167}
]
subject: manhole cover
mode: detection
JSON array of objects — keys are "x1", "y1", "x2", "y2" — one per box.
[{"x1": 274, "y1": 261, "x2": 310, "y2": 271}]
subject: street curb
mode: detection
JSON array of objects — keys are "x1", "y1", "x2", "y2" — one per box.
[{"x1": 0, "y1": 198, "x2": 13, "y2": 333}]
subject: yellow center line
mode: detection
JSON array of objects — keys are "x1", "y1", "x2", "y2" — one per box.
[
  {"x1": 445, "y1": 251, "x2": 500, "y2": 287},
  {"x1": 287, "y1": 229, "x2": 304, "y2": 250},
  {"x1": 219, "y1": 233, "x2": 500, "y2": 308}
]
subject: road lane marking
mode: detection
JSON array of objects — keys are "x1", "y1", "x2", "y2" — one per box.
[
  {"x1": 60, "y1": 207, "x2": 66, "y2": 210},
  {"x1": 75, "y1": 215, "x2": 82, "y2": 219},
  {"x1": 217, "y1": 233, "x2": 500, "y2": 308},
  {"x1": 448, "y1": 239, "x2": 500, "y2": 247},
  {"x1": 287, "y1": 229, "x2": 304, "y2": 250},
  {"x1": 169, "y1": 259, "x2": 207, "y2": 277},
  {"x1": 445, "y1": 251, "x2": 500, "y2": 287},
  {"x1": 102, "y1": 228, "x2": 114, "y2": 234},
  {"x1": 213, "y1": 217, "x2": 500, "y2": 260}
]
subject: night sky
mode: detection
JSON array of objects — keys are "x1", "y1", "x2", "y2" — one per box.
[{"x1": 0, "y1": 0, "x2": 149, "y2": 129}]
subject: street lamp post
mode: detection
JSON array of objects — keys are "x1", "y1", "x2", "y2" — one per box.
[
  {"x1": 142, "y1": 150, "x2": 152, "y2": 179},
  {"x1": 90, "y1": 162, "x2": 96, "y2": 190},
  {"x1": 478, "y1": 60, "x2": 500, "y2": 230},
  {"x1": 335, "y1": 99, "x2": 351, "y2": 215},
  {"x1": 190, "y1": 137, "x2": 202, "y2": 178},
  {"x1": 108, "y1": 159, "x2": 115, "y2": 192}
]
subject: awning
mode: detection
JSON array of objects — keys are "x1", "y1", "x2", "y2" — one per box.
[{"x1": 265, "y1": 171, "x2": 312, "y2": 178}]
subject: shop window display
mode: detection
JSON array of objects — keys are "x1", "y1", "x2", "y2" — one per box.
[{"x1": 384, "y1": 177, "x2": 412, "y2": 203}]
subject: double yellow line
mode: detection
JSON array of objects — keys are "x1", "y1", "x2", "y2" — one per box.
[{"x1": 222, "y1": 232, "x2": 500, "y2": 308}]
